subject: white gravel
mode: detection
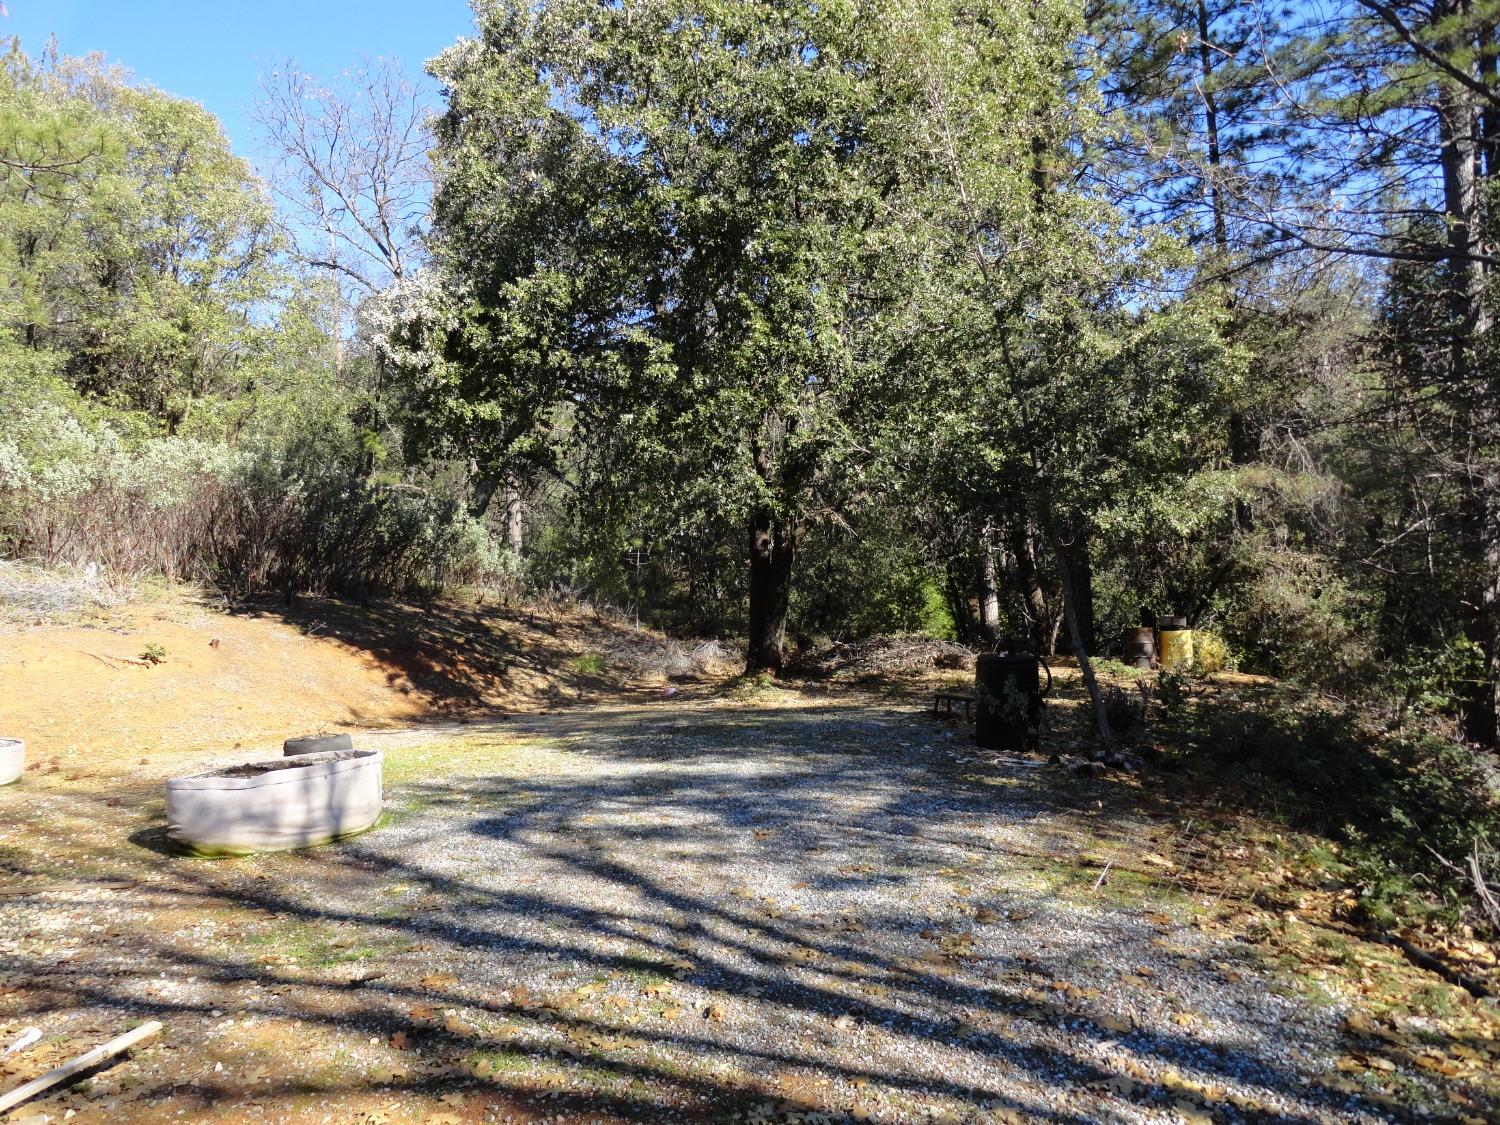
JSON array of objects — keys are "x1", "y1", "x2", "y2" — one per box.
[
  {"x1": 0, "y1": 695, "x2": 1413, "y2": 1123},
  {"x1": 341, "y1": 699, "x2": 1393, "y2": 1123}
]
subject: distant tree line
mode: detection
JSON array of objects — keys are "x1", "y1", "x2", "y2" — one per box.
[{"x1": 3, "y1": 0, "x2": 1500, "y2": 748}]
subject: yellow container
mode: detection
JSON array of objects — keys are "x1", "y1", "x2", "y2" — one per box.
[{"x1": 1158, "y1": 625, "x2": 1194, "y2": 670}]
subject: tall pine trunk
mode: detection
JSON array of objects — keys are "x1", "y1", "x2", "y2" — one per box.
[
  {"x1": 1195, "y1": 0, "x2": 1229, "y2": 256},
  {"x1": 1477, "y1": 18, "x2": 1500, "y2": 744},
  {"x1": 1462, "y1": 482, "x2": 1500, "y2": 746},
  {"x1": 746, "y1": 509, "x2": 795, "y2": 674},
  {"x1": 1436, "y1": 48, "x2": 1499, "y2": 745}
]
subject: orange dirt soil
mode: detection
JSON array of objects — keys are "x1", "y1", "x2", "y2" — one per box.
[{"x1": 0, "y1": 591, "x2": 683, "y2": 774}]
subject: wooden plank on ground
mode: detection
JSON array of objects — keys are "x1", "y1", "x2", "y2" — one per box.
[{"x1": 0, "y1": 1020, "x2": 162, "y2": 1115}]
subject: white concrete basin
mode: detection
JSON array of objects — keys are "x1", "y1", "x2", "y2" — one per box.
[
  {"x1": 0, "y1": 739, "x2": 22, "y2": 785},
  {"x1": 165, "y1": 749, "x2": 383, "y2": 857}
]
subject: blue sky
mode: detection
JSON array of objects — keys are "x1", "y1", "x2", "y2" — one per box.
[{"x1": 3, "y1": 0, "x2": 476, "y2": 156}]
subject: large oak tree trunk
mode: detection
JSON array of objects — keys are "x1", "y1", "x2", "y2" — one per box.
[
  {"x1": 1008, "y1": 519, "x2": 1051, "y2": 652},
  {"x1": 746, "y1": 510, "x2": 795, "y2": 674},
  {"x1": 469, "y1": 464, "x2": 500, "y2": 520},
  {"x1": 502, "y1": 479, "x2": 524, "y2": 554},
  {"x1": 470, "y1": 468, "x2": 526, "y2": 555}
]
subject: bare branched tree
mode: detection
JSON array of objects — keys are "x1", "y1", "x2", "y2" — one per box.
[{"x1": 251, "y1": 54, "x2": 431, "y2": 302}]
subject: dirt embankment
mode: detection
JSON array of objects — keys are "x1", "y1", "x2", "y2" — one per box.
[{"x1": 0, "y1": 591, "x2": 732, "y2": 772}]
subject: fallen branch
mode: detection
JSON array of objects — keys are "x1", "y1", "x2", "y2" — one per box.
[
  {"x1": 1377, "y1": 935, "x2": 1491, "y2": 1000},
  {"x1": 0, "y1": 877, "x2": 136, "y2": 899},
  {"x1": 82, "y1": 651, "x2": 149, "y2": 669},
  {"x1": 0, "y1": 1020, "x2": 162, "y2": 1115},
  {"x1": 1425, "y1": 839, "x2": 1500, "y2": 934},
  {"x1": 1467, "y1": 839, "x2": 1500, "y2": 932},
  {"x1": 1091, "y1": 858, "x2": 1114, "y2": 893}
]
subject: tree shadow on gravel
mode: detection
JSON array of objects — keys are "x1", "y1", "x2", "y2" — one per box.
[{"x1": 0, "y1": 701, "x2": 1457, "y2": 1123}]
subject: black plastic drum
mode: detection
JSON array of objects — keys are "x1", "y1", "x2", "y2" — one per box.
[{"x1": 975, "y1": 653, "x2": 1051, "y2": 751}]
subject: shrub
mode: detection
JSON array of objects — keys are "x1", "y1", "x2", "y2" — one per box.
[
  {"x1": 1222, "y1": 541, "x2": 1375, "y2": 692},
  {"x1": 0, "y1": 559, "x2": 129, "y2": 624},
  {"x1": 572, "y1": 651, "x2": 609, "y2": 676},
  {"x1": 0, "y1": 399, "x2": 244, "y2": 579},
  {"x1": 443, "y1": 515, "x2": 522, "y2": 589},
  {"x1": 1383, "y1": 637, "x2": 1484, "y2": 726},
  {"x1": 791, "y1": 519, "x2": 957, "y2": 641},
  {"x1": 0, "y1": 394, "x2": 507, "y2": 599},
  {"x1": 1192, "y1": 629, "x2": 1234, "y2": 675},
  {"x1": 599, "y1": 634, "x2": 738, "y2": 678},
  {"x1": 1091, "y1": 657, "x2": 1150, "y2": 682},
  {"x1": 1103, "y1": 682, "x2": 1148, "y2": 733},
  {"x1": 1167, "y1": 692, "x2": 1500, "y2": 925}
]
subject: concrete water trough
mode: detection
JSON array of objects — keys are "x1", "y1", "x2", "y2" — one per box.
[
  {"x1": 0, "y1": 739, "x2": 22, "y2": 785},
  {"x1": 165, "y1": 749, "x2": 383, "y2": 857}
]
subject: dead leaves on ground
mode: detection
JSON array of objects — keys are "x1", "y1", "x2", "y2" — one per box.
[
  {"x1": 917, "y1": 926, "x2": 978, "y2": 966},
  {"x1": 1094, "y1": 1061, "x2": 1273, "y2": 1120},
  {"x1": 1333, "y1": 1005, "x2": 1500, "y2": 1109},
  {"x1": 442, "y1": 1013, "x2": 478, "y2": 1037},
  {"x1": 562, "y1": 1025, "x2": 645, "y2": 1054}
]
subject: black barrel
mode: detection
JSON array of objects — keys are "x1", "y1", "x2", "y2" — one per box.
[{"x1": 975, "y1": 653, "x2": 1052, "y2": 751}]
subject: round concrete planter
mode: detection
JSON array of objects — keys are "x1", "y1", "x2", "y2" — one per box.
[
  {"x1": 0, "y1": 739, "x2": 23, "y2": 786},
  {"x1": 165, "y1": 750, "x2": 383, "y2": 857}
]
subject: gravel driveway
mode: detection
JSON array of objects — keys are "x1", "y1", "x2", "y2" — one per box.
[{"x1": 0, "y1": 693, "x2": 1427, "y2": 1122}]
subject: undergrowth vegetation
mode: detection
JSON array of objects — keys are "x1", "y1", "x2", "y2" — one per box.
[
  {"x1": 0, "y1": 379, "x2": 515, "y2": 599},
  {"x1": 1155, "y1": 679, "x2": 1499, "y2": 928}
]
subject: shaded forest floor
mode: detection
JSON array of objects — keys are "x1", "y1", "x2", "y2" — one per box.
[{"x1": 0, "y1": 594, "x2": 1497, "y2": 1123}]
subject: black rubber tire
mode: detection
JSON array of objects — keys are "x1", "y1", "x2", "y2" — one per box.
[{"x1": 283, "y1": 733, "x2": 354, "y2": 757}]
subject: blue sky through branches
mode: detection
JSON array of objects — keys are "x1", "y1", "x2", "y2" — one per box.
[{"x1": 3, "y1": 0, "x2": 475, "y2": 156}]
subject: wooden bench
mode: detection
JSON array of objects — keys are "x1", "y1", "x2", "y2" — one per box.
[{"x1": 933, "y1": 691, "x2": 975, "y2": 718}]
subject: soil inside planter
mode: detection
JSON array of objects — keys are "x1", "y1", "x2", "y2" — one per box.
[{"x1": 212, "y1": 751, "x2": 368, "y2": 779}]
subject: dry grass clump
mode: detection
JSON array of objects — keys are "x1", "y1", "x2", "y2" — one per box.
[
  {"x1": 787, "y1": 634, "x2": 975, "y2": 681},
  {"x1": 0, "y1": 559, "x2": 132, "y2": 625},
  {"x1": 598, "y1": 632, "x2": 740, "y2": 679}
]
